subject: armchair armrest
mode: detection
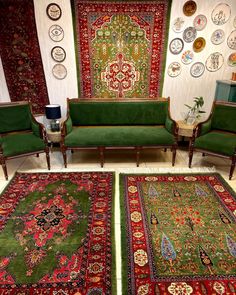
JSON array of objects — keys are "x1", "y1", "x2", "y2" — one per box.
[
  {"x1": 61, "y1": 115, "x2": 73, "y2": 142},
  {"x1": 30, "y1": 115, "x2": 49, "y2": 144}
]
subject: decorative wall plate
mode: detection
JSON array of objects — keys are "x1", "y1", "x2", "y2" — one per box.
[
  {"x1": 46, "y1": 3, "x2": 62, "y2": 21},
  {"x1": 49, "y1": 25, "x2": 64, "y2": 42},
  {"x1": 52, "y1": 64, "x2": 67, "y2": 79},
  {"x1": 167, "y1": 62, "x2": 181, "y2": 77},
  {"x1": 211, "y1": 29, "x2": 225, "y2": 45},
  {"x1": 205, "y1": 52, "x2": 224, "y2": 72},
  {"x1": 169, "y1": 38, "x2": 184, "y2": 54},
  {"x1": 193, "y1": 14, "x2": 207, "y2": 31},
  {"x1": 190, "y1": 62, "x2": 205, "y2": 77},
  {"x1": 183, "y1": 27, "x2": 197, "y2": 43},
  {"x1": 211, "y1": 3, "x2": 231, "y2": 25},
  {"x1": 234, "y1": 16, "x2": 236, "y2": 28},
  {"x1": 172, "y1": 17, "x2": 185, "y2": 33},
  {"x1": 227, "y1": 30, "x2": 236, "y2": 50},
  {"x1": 193, "y1": 37, "x2": 206, "y2": 53},
  {"x1": 181, "y1": 50, "x2": 194, "y2": 64},
  {"x1": 228, "y1": 52, "x2": 236, "y2": 66},
  {"x1": 51, "y1": 46, "x2": 66, "y2": 62},
  {"x1": 183, "y1": 1, "x2": 197, "y2": 16}
]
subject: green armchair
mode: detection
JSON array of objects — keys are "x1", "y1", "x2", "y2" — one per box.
[
  {"x1": 0, "y1": 101, "x2": 50, "y2": 180},
  {"x1": 189, "y1": 101, "x2": 236, "y2": 179}
]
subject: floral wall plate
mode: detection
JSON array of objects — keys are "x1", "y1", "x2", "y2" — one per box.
[
  {"x1": 52, "y1": 64, "x2": 67, "y2": 79},
  {"x1": 181, "y1": 50, "x2": 194, "y2": 64},
  {"x1": 51, "y1": 46, "x2": 66, "y2": 62},
  {"x1": 193, "y1": 37, "x2": 206, "y2": 53},
  {"x1": 211, "y1": 3, "x2": 231, "y2": 25},
  {"x1": 183, "y1": 1, "x2": 197, "y2": 17},
  {"x1": 183, "y1": 27, "x2": 197, "y2": 43},
  {"x1": 211, "y1": 29, "x2": 225, "y2": 45},
  {"x1": 190, "y1": 62, "x2": 205, "y2": 77},
  {"x1": 228, "y1": 52, "x2": 236, "y2": 66},
  {"x1": 169, "y1": 38, "x2": 184, "y2": 54},
  {"x1": 193, "y1": 15, "x2": 207, "y2": 31},
  {"x1": 205, "y1": 52, "x2": 224, "y2": 72},
  {"x1": 227, "y1": 30, "x2": 236, "y2": 50},
  {"x1": 167, "y1": 62, "x2": 181, "y2": 77},
  {"x1": 172, "y1": 17, "x2": 185, "y2": 33},
  {"x1": 49, "y1": 25, "x2": 64, "y2": 42}
]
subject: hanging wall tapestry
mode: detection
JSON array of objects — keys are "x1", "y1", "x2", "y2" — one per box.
[
  {"x1": 73, "y1": 0, "x2": 171, "y2": 98},
  {"x1": 0, "y1": 172, "x2": 115, "y2": 294},
  {"x1": 120, "y1": 173, "x2": 236, "y2": 294},
  {"x1": 0, "y1": 0, "x2": 49, "y2": 114}
]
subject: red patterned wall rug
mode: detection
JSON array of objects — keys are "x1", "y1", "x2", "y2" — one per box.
[
  {"x1": 0, "y1": 172, "x2": 115, "y2": 294},
  {"x1": 72, "y1": 0, "x2": 171, "y2": 98},
  {"x1": 0, "y1": 0, "x2": 49, "y2": 114},
  {"x1": 120, "y1": 173, "x2": 236, "y2": 294}
]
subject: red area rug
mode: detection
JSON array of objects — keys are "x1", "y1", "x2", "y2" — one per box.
[
  {"x1": 0, "y1": 0, "x2": 49, "y2": 114},
  {"x1": 0, "y1": 172, "x2": 115, "y2": 294},
  {"x1": 120, "y1": 173, "x2": 236, "y2": 294},
  {"x1": 73, "y1": 0, "x2": 171, "y2": 98}
]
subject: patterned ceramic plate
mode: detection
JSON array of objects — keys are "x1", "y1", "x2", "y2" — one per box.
[
  {"x1": 227, "y1": 30, "x2": 236, "y2": 50},
  {"x1": 228, "y1": 52, "x2": 236, "y2": 66},
  {"x1": 211, "y1": 3, "x2": 231, "y2": 25},
  {"x1": 211, "y1": 29, "x2": 225, "y2": 45},
  {"x1": 183, "y1": 1, "x2": 197, "y2": 16},
  {"x1": 193, "y1": 37, "x2": 206, "y2": 53},
  {"x1": 181, "y1": 50, "x2": 194, "y2": 64},
  {"x1": 52, "y1": 64, "x2": 67, "y2": 79},
  {"x1": 205, "y1": 52, "x2": 224, "y2": 72},
  {"x1": 190, "y1": 62, "x2": 205, "y2": 77},
  {"x1": 51, "y1": 46, "x2": 66, "y2": 62},
  {"x1": 172, "y1": 17, "x2": 185, "y2": 33},
  {"x1": 167, "y1": 62, "x2": 181, "y2": 77},
  {"x1": 49, "y1": 25, "x2": 64, "y2": 42},
  {"x1": 169, "y1": 38, "x2": 184, "y2": 54},
  {"x1": 46, "y1": 3, "x2": 62, "y2": 21},
  {"x1": 183, "y1": 27, "x2": 197, "y2": 43},
  {"x1": 193, "y1": 15, "x2": 207, "y2": 31}
]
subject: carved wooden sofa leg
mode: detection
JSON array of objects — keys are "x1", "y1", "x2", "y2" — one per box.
[
  {"x1": 172, "y1": 146, "x2": 177, "y2": 166},
  {"x1": 229, "y1": 152, "x2": 236, "y2": 180},
  {"x1": 60, "y1": 143, "x2": 67, "y2": 168},
  {"x1": 99, "y1": 147, "x2": 104, "y2": 168},
  {"x1": 136, "y1": 147, "x2": 141, "y2": 167},
  {"x1": 0, "y1": 156, "x2": 8, "y2": 180},
  {"x1": 45, "y1": 146, "x2": 51, "y2": 170}
]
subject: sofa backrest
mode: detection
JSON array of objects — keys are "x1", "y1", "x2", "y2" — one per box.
[
  {"x1": 68, "y1": 98, "x2": 169, "y2": 126},
  {"x1": 0, "y1": 102, "x2": 32, "y2": 133},
  {"x1": 211, "y1": 102, "x2": 236, "y2": 133}
]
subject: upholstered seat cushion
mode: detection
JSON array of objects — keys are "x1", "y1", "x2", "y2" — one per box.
[
  {"x1": 194, "y1": 131, "x2": 236, "y2": 156},
  {"x1": 65, "y1": 126, "x2": 174, "y2": 147},
  {"x1": 1, "y1": 133, "x2": 45, "y2": 157}
]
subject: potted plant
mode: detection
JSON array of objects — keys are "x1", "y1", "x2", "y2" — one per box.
[{"x1": 184, "y1": 96, "x2": 206, "y2": 125}]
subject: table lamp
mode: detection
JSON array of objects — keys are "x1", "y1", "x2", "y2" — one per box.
[{"x1": 45, "y1": 104, "x2": 61, "y2": 132}]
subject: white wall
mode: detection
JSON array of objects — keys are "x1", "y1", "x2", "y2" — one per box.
[
  {"x1": 163, "y1": 0, "x2": 236, "y2": 120},
  {"x1": 0, "y1": 0, "x2": 235, "y2": 119}
]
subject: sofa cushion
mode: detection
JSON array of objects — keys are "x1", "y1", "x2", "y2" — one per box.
[
  {"x1": 65, "y1": 126, "x2": 174, "y2": 147},
  {"x1": 69, "y1": 101, "x2": 168, "y2": 126},
  {"x1": 1, "y1": 133, "x2": 45, "y2": 157},
  {"x1": 194, "y1": 131, "x2": 236, "y2": 156},
  {"x1": 211, "y1": 104, "x2": 236, "y2": 133}
]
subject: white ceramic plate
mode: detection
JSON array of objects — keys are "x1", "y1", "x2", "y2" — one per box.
[
  {"x1": 52, "y1": 64, "x2": 67, "y2": 79},
  {"x1": 183, "y1": 27, "x2": 197, "y2": 43},
  {"x1": 211, "y1": 29, "x2": 225, "y2": 45},
  {"x1": 205, "y1": 52, "x2": 224, "y2": 72},
  {"x1": 193, "y1": 15, "x2": 207, "y2": 31},
  {"x1": 181, "y1": 50, "x2": 194, "y2": 64},
  {"x1": 51, "y1": 46, "x2": 66, "y2": 62},
  {"x1": 169, "y1": 38, "x2": 184, "y2": 54},
  {"x1": 227, "y1": 30, "x2": 236, "y2": 50},
  {"x1": 49, "y1": 25, "x2": 64, "y2": 42},
  {"x1": 172, "y1": 17, "x2": 185, "y2": 33},
  {"x1": 167, "y1": 62, "x2": 181, "y2": 77},
  {"x1": 211, "y1": 3, "x2": 231, "y2": 25},
  {"x1": 190, "y1": 62, "x2": 205, "y2": 77}
]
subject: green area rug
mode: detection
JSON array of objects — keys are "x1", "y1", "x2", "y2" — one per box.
[
  {"x1": 120, "y1": 173, "x2": 236, "y2": 294},
  {"x1": 0, "y1": 172, "x2": 115, "y2": 294}
]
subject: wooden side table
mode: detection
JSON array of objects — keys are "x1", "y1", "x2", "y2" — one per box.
[
  {"x1": 177, "y1": 120, "x2": 196, "y2": 138},
  {"x1": 46, "y1": 130, "x2": 61, "y2": 150}
]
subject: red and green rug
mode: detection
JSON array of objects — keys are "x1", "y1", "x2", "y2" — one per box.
[
  {"x1": 120, "y1": 173, "x2": 236, "y2": 294},
  {"x1": 0, "y1": 172, "x2": 115, "y2": 294},
  {"x1": 72, "y1": 0, "x2": 171, "y2": 98}
]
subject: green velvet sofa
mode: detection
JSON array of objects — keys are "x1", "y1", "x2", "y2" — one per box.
[
  {"x1": 0, "y1": 101, "x2": 50, "y2": 180},
  {"x1": 189, "y1": 101, "x2": 236, "y2": 179},
  {"x1": 60, "y1": 98, "x2": 178, "y2": 167}
]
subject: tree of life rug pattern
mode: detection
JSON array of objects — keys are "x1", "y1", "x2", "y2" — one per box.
[
  {"x1": 73, "y1": 0, "x2": 171, "y2": 98},
  {"x1": 120, "y1": 173, "x2": 236, "y2": 295},
  {"x1": 0, "y1": 172, "x2": 115, "y2": 295},
  {"x1": 0, "y1": 0, "x2": 49, "y2": 114}
]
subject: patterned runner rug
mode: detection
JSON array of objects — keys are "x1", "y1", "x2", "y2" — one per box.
[
  {"x1": 0, "y1": 172, "x2": 115, "y2": 294},
  {"x1": 0, "y1": 0, "x2": 49, "y2": 114},
  {"x1": 120, "y1": 173, "x2": 236, "y2": 294},
  {"x1": 72, "y1": 0, "x2": 171, "y2": 98}
]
